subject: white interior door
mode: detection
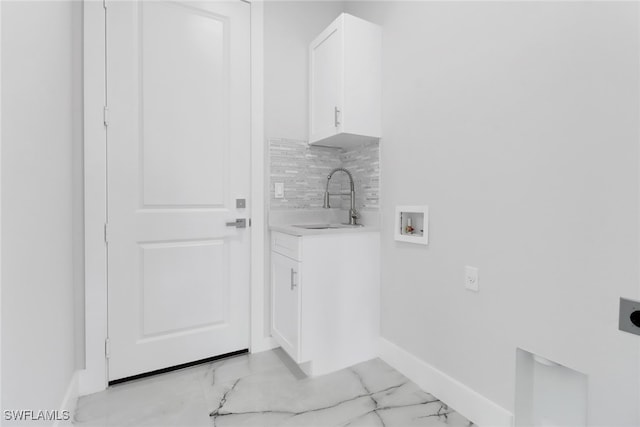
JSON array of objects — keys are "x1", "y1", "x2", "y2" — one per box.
[{"x1": 106, "y1": 0, "x2": 251, "y2": 381}]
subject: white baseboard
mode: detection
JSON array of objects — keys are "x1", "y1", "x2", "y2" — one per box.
[
  {"x1": 251, "y1": 336, "x2": 278, "y2": 354},
  {"x1": 54, "y1": 370, "x2": 80, "y2": 427},
  {"x1": 78, "y1": 363, "x2": 110, "y2": 397},
  {"x1": 378, "y1": 337, "x2": 513, "y2": 427}
]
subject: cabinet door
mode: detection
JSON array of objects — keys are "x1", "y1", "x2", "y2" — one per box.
[
  {"x1": 309, "y1": 15, "x2": 343, "y2": 144},
  {"x1": 271, "y1": 252, "x2": 302, "y2": 362}
]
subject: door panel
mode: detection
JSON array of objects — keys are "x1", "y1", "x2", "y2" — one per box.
[
  {"x1": 141, "y1": 2, "x2": 227, "y2": 207},
  {"x1": 140, "y1": 240, "x2": 227, "y2": 337},
  {"x1": 107, "y1": 0, "x2": 250, "y2": 381},
  {"x1": 271, "y1": 252, "x2": 301, "y2": 361},
  {"x1": 309, "y1": 19, "x2": 343, "y2": 143}
]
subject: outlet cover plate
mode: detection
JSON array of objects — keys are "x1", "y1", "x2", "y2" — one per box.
[
  {"x1": 619, "y1": 297, "x2": 640, "y2": 336},
  {"x1": 465, "y1": 266, "x2": 479, "y2": 292},
  {"x1": 275, "y1": 183, "x2": 284, "y2": 199}
]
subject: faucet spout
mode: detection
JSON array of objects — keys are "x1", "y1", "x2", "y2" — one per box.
[{"x1": 323, "y1": 168, "x2": 358, "y2": 225}]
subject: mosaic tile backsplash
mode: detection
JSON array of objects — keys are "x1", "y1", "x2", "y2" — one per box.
[{"x1": 269, "y1": 138, "x2": 379, "y2": 211}]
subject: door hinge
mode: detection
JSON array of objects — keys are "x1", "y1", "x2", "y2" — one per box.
[
  {"x1": 104, "y1": 223, "x2": 109, "y2": 244},
  {"x1": 103, "y1": 106, "x2": 109, "y2": 127},
  {"x1": 105, "y1": 338, "x2": 111, "y2": 359}
]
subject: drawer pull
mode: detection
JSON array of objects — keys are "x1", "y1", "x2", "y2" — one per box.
[{"x1": 290, "y1": 268, "x2": 297, "y2": 290}]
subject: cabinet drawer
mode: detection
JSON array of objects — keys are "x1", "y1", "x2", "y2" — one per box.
[{"x1": 271, "y1": 231, "x2": 302, "y2": 261}]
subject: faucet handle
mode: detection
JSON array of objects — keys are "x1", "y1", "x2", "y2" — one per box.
[
  {"x1": 349, "y1": 208, "x2": 360, "y2": 225},
  {"x1": 349, "y1": 208, "x2": 360, "y2": 224}
]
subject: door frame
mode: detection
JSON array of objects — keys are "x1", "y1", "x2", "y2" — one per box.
[
  {"x1": 0, "y1": 0, "x2": 3, "y2": 409},
  {"x1": 79, "y1": 0, "x2": 275, "y2": 396}
]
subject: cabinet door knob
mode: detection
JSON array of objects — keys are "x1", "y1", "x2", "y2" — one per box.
[
  {"x1": 290, "y1": 268, "x2": 297, "y2": 290},
  {"x1": 334, "y1": 106, "x2": 341, "y2": 127}
]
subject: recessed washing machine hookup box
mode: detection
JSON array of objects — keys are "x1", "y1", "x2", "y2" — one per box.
[{"x1": 394, "y1": 206, "x2": 428, "y2": 245}]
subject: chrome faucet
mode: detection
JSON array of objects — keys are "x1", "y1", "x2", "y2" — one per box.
[{"x1": 323, "y1": 167, "x2": 359, "y2": 225}]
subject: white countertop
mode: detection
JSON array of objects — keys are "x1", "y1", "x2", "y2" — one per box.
[
  {"x1": 270, "y1": 223, "x2": 380, "y2": 237},
  {"x1": 269, "y1": 209, "x2": 381, "y2": 236}
]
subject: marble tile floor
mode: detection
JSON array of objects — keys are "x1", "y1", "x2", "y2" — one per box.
[{"x1": 74, "y1": 349, "x2": 474, "y2": 427}]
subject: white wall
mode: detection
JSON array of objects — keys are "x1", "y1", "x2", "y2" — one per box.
[
  {"x1": 264, "y1": 1, "x2": 344, "y2": 141},
  {"x1": 2, "y1": 0, "x2": 82, "y2": 414},
  {"x1": 345, "y1": 2, "x2": 640, "y2": 425}
]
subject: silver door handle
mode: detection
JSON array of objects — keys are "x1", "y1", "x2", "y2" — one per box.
[
  {"x1": 226, "y1": 218, "x2": 247, "y2": 228},
  {"x1": 334, "y1": 106, "x2": 341, "y2": 127},
  {"x1": 290, "y1": 268, "x2": 297, "y2": 290}
]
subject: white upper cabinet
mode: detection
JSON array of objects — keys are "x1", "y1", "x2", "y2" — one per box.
[{"x1": 309, "y1": 13, "x2": 381, "y2": 148}]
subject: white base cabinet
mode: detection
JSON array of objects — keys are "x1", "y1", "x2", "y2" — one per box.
[{"x1": 271, "y1": 231, "x2": 380, "y2": 376}]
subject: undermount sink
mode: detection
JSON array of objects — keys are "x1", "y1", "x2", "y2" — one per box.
[{"x1": 293, "y1": 223, "x2": 364, "y2": 230}]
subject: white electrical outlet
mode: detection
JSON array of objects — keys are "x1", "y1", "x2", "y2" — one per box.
[
  {"x1": 275, "y1": 182, "x2": 284, "y2": 199},
  {"x1": 465, "y1": 266, "x2": 479, "y2": 292}
]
